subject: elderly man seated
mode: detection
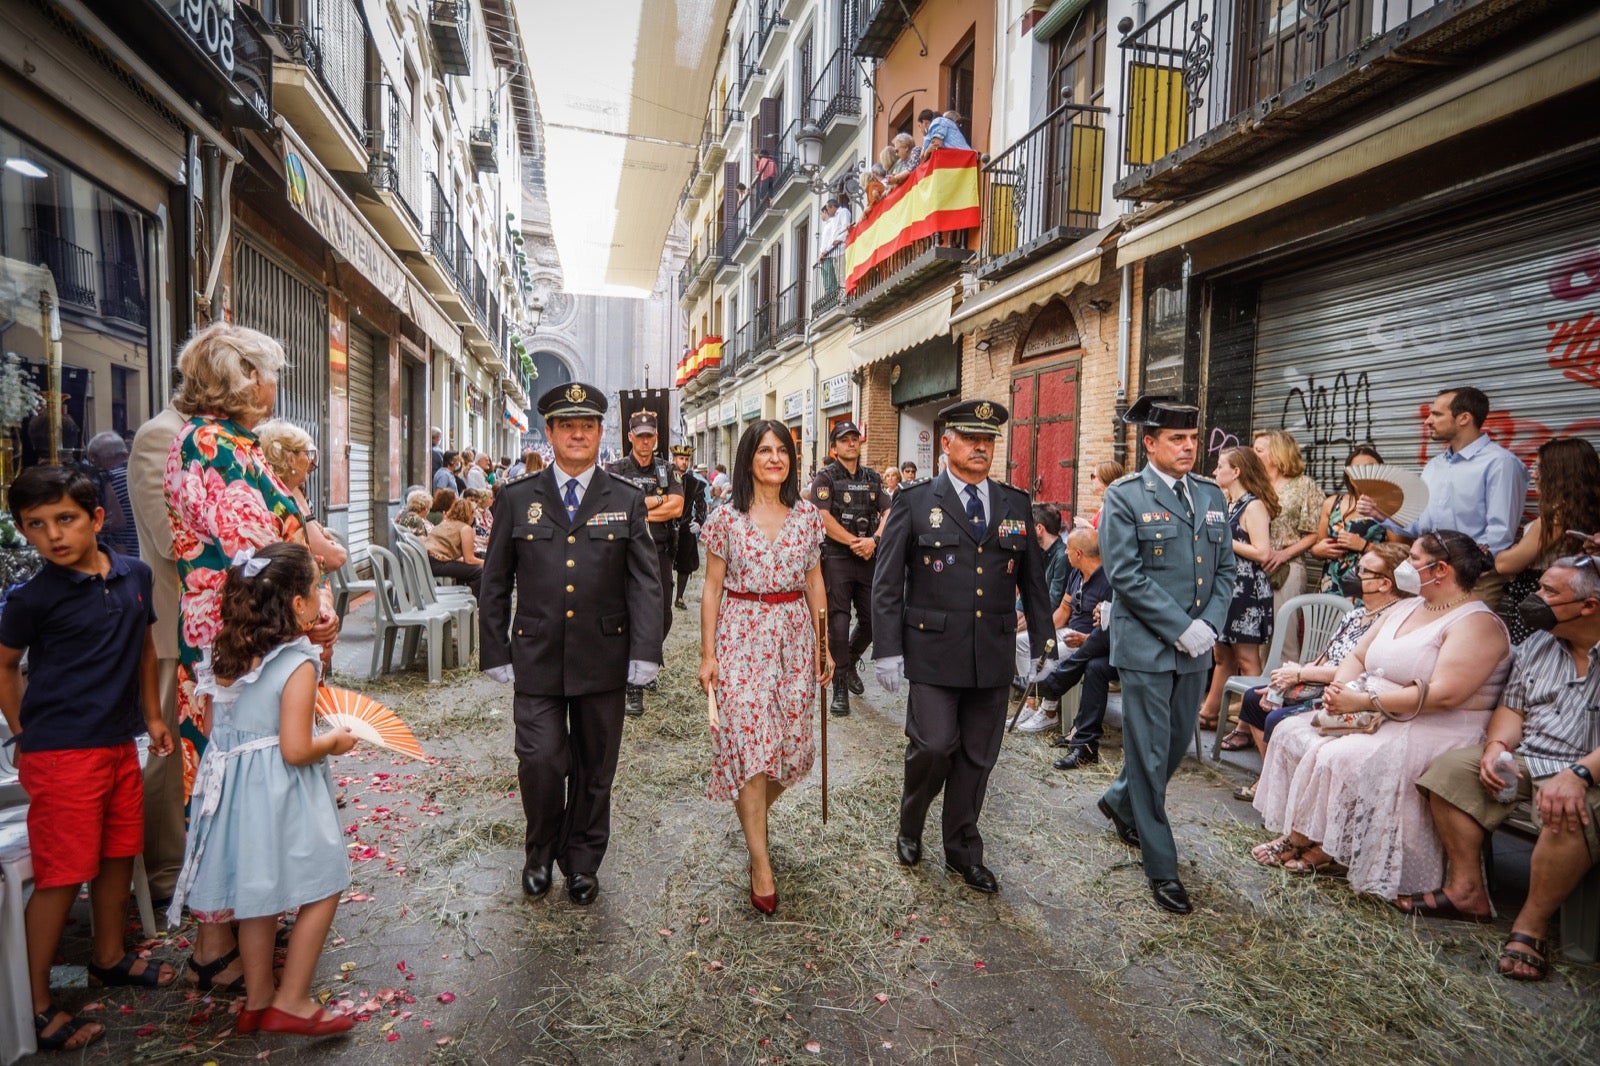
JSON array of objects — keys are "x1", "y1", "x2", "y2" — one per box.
[{"x1": 1409, "y1": 555, "x2": 1600, "y2": 981}]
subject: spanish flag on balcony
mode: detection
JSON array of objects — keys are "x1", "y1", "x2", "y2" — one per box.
[
  {"x1": 675, "y1": 350, "x2": 691, "y2": 387},
  {"x1": 845, "y1": 148, "x2": 980, "y2": 295},
  {"x1": 698, "y1": 337, "x2": 723, "y2": 373}
]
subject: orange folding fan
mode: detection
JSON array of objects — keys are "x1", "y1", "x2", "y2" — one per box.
[{"x1": 314, "y1": 686, "x2": 427, "y2": 761}]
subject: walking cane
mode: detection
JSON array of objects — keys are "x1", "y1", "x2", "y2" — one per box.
[
  {"x1": 1008, "y1": 638, "x2": 1056, "y2": 734},
  {"x1": 816, "y1": 607, "x2": 829, "y2": 823}
]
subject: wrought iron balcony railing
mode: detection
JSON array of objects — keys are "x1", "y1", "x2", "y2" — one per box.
[
  {"x1": 807, "y1": 45, "x2": 861, "y2": 129},
  {"x1": 429, "y1": 0, "x2": 471, "y2": 77},
  {"x1": 367, "y1": 82, "x2": 425, "y2": 228},
  {"x1": 980, "y1": 103, "x2": 1108, "y2": 278},
  {"x1": 428, "y1": 172, "x2": 456, "y2": 269},
  {"x1": 811, "y1": 258, "x2": 843, "y2": 319},
  {"x1": 25, "y1": 229, "x2": 96, "y2": 310},
  {"x1": 100, "y1": 259, "x2": 148, "y2": 327},
  {"x1": 774, "y1": 279, "x2": 805, "y2": 344},
  {"x1": 271, "y1": 0, "x2": 367, "y2": 141}
]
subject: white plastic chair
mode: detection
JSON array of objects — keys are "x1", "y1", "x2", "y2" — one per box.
[
  {"x1": 324, "y1": 528, "x2": 376, "y2": 620},
  {"x1": 1205, "y1": 592, "x2": 1353, "y2": 761},
  {"x1": 393, "y1": 535, "x2": 475, "y2": 666},
  {"x1": 366, "y1": 546, "x2": 454, "y2": 683},
  {"x1": 1, "y1": 819, "x2": 35, "y2": 1064}
]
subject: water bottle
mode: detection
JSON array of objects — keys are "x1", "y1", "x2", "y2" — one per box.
[
  {"x1": 1262, "y1": 685, "x2": 1284, "y2": 711},
  {"x1": 1493, "y1": 750, "x2": 1520, "y2": 804}
]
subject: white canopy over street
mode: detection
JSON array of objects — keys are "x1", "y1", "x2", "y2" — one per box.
[{"x1": 515, "y1": 0, "x2": 732, "y2": 297}]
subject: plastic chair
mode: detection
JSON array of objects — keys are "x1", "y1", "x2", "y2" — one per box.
[
  {"x1": 393, "y1": 535, "x2": 475, "y2": 667},
  {"x1": 1206, "y1": 592, "x2": 1353, "y2": 761},
  {"x1": 1, "y1": 820, "x2": 35, "y2": 1064},
  {"x1": 366, "y1": 546, "x2": 453, "y2": 683},
  {"x1": 324, "y1": 528, "x2": 376, "y2": 620}
]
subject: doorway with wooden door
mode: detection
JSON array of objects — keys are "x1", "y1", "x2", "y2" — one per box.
[{"x1": 1007, "y1": 300, "x2": 1083, "y2": 513}]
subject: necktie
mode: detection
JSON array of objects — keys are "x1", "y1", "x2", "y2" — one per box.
[
  {"x1": 1173, "y1": 477, "x2": 1192, "y2": 518},
  {"x1": 564, "y1": 478, "x2": 580, "y2": 519},
  {"x1": 964, "y1": 483, "x2": 986, "y2": 540}
]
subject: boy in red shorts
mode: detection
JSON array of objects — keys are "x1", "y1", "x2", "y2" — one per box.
[{"x1": 0, "y1": 465, "x2": 175, "y2": 1051}]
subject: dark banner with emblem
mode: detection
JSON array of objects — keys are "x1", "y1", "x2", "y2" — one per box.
[{"x1": 618, "y1": 388, "x2": 671, "y2": 462}]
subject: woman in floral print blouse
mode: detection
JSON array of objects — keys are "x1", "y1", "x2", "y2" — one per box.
[{"x1": 163, "y1": 323, "x2": 339, "y2": 993}]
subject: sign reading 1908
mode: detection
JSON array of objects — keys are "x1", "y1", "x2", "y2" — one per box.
[{"x1": 167, "y1": 0, "x2": 236, "y2": 73}]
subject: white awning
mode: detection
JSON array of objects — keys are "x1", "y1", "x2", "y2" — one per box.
[
  {"x1": 848, "y1": 288, "x2": 955, "y2": 370},
  {"x1": 950, "y1": 223, "x2": 1118, "y2": 336}
]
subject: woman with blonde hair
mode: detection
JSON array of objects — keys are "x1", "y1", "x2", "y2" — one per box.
[
  {"x1": 396, "y1": 489, "x2": 435, "y2": 537},
  {"x1": 163, "y1": 322, "x2": 340, "y2": 996},
  {"x1": 1253, "y1": 429, "x2": 1325, "y2": 657},
  {"x1": 424, "y1": 497, "x2": 483, "y2": 595},
  {"x1": 255, "y1": 420, "x2": 347, "y2": 571}
]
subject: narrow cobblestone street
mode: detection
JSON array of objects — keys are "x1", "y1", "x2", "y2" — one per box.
[{"x1": 34, "y1": 579, "x2": 1599, "y2": 1066}]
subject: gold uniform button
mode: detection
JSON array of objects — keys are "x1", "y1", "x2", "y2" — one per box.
[
  {"x1": 567, "y1": 535, "x2": 576, "y2": 544},
  {"x1": 976, "y1": 588, "x2": 984, "y2": 596},
  {"x1": 1197, "y1": 556, "x2": 1203, "y2": 563},
  {"x1": 525, "y1": 534, "x2": 533, "y2": 540},
  {"x1": 1198, "y1": 578, "x2": 1204, "y2": 585},
  {"x1": 566, "y1": 609, "x2": 575, "y2": 618},
  {"x1": 975, "y1": 567, "x2": 983, "y2": 575},
  {"x1": 975, "y1": 610, "x2": 983, "y2": 618},
  {"x1": 516, "y1": 628, "x2": 523, "y2": 636},
  {"x1": 1155, "y1": 533, "x2": 1162, "y2": 539},
  {"x1": 566, "y1": 559, "x2": 575, "y2": 568},
  {"x1": 608, "y1": 534, "x2": 615, "y2": 540},
  {"x1": 977, "y1": 547, "x2": 984, "y2": 554},
  {"x1": 918, "y1": 623, "x2": 925, "y2": 630},
  {"x1": 566, "y1": 584, "x2": 575, "y2": 593}
]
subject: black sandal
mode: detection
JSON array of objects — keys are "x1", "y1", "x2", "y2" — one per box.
[
  {"x1": 1497, "y1": 932, "x2": 1549, "y2": 982},
  {"x1": 87, "y1": 950, "x2": 175, "y2": 988},
  {"x1": 33, "y1": 1005, "x2": 104, "y2": 1051},
  {"x1": 186, "y1": 946, "x2": 246, "y2": 994}
]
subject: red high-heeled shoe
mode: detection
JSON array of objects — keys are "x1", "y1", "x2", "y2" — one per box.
[
  {"x1": 748, "y1": 869, "x2": 778, "y2": 915},
  {"x1": 257, "y1": 1006, "x2": 354, "y2": 1037},
  {"x1": 234, "y1": 1007, "x2": 268, "y2": 1035}
]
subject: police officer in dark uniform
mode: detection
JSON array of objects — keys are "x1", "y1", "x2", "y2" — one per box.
[
  {"x1": 607, "y1": 410, "x2": 684, "y2": 715},
  {"x1": 806, "y1": 420, "x2": 889, "y2": 716},
  {"x1": 871, "y1": 399, "x2": 1055, "y2": 894},
  {"x1": 671, "y1": 444, "x2": 708, "y2": 610},
  {"x1": 480, "y1": 382, "x2": 664, "y2": 906}
]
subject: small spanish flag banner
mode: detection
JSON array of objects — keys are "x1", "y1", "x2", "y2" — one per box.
[
  {"x1": 699, "y1": 338, "x2": 723, "y2": 371},
  {"x1": 845, "y1": 148, "x2": 980, "y2": 294}
]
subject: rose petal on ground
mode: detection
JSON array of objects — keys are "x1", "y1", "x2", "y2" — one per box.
[
  {"x1": 657, "y1": 928, "x2": 673, "y2": 937},
  {"x1": 78, "y1": 1003, "x2": 103, "y2": 1013},
  {"x1": 386, "y1": 1032, "x2": 400, "y2": 1042},
  {"x1": 974, "y1": 961, "x2": 986, "y2": 969},
  {"x1": 874, "y1": 993, "x2": 889, "y2": 1004},
  {"x1": 435, "y1": 1037, "x2": 451, "y2": 1046},
  {"x1": 436, "y1": 992, "x2": 456, "y2": 1003},
  {"x1": 135, "y1": 1025, "x2": 157, "y2": 1037},
  {"x1": 804, "y1": 1040, "x2": 822, "y2": 1054}
]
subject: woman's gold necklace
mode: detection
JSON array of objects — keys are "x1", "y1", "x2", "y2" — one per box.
[{"x1": 1423, "y1": 593, "x2": 1471, "y2": 613}]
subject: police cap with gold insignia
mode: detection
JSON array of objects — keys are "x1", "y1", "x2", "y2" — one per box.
[
  {"x1": 829, "y1": 420, "x2": 862, "y2": 442},
  {"x1": 1121, "y1": 393, "x2": 1200, "y2": 430},
  {"x1": 628, "y1": 410, "x2": 659, "y2": 434},
  {"x1": 538, "y1": 381, "x2": 608, "y2": 421},
  {"x1": 938, "y1": 398, "x2": 1008, "y2": 437},
  {"x1": 669, "y1": 444, "x2": 694, "y2": 457}
]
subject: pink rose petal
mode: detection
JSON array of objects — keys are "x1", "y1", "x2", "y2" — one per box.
[
  {"x1": 804, "y1": 1040, "x2": 822, "y2": 1054},
  {"x1": 874, "y1": 993, "x2": 889, "y2": 1004},
  {"x1": 436, "y1": 992, "x2": 456, "y2": 1004}
]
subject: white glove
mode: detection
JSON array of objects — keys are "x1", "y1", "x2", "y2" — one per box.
[
  {"x1": 1175, "y1": 619, "x2": 1218, "y2": 658},
  {"x1": 485, "y1": 664, "x2": 514, "y2": 684},
  {"x1": 1026, "y1": 661, "x2": 1056, "y2": 685},
  {"x1": 689, "y1": 521, "x2": 702, "y2": 536},
  {"x1": 875, "y1": 656, "x2": 904, "y2": 694},
  {"x1": 628, "y1": 660, "x2": 661, "y2": 687}
]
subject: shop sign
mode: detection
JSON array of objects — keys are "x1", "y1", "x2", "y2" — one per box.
[
  {"x1": 781, "y1": 390, "x2": 804, "y2": 420},
  {"x1": 692, "y1": 412, "x2": 706, "y2": 433},
  {"x1": 821, "y1": 373, "x2": 850, "y2": 409},
  {"x1": 719, "y1": 399, "x2": 738, "y2": 426},
  {"x1": 741, "y1": 394, "x2": 761, "y2": 419},
  {"x1": 281, "y1": 127, "x2": 410, "y2": 310},
  {"x1": 151, "y1": 0, "x2": 272, "y2": 127}
]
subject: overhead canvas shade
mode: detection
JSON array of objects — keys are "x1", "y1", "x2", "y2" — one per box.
[{"x1": 517, "y1": 0, "x2": 733, "y2": 297}]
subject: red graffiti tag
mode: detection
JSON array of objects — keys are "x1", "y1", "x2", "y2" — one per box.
[{"x1": 1546, "y1": 312, "x2": 1600, "y2": 391}]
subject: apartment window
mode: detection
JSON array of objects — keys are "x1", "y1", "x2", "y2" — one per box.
[
  {"x1": 946, "y1": 40, "x2": 975, "y2": 127},
  {"x1": 1047, "y1": 1, "x2": 1107, "y2": 107}
]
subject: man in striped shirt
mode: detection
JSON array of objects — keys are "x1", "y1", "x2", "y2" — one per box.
[{"x1": 1410, "y1": 556, "x2": 1600, "y2": 979}]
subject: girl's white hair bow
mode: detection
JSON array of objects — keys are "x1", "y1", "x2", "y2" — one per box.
[{"x1": 230, "y1": 546, "x2": 271, "y2": 578}]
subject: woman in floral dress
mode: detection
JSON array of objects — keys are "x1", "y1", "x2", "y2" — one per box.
[
  {"x1": 163, "y1": 323, "x2": 339, "y2": 992},
  {"x1": 1199, "y1": 446, "x2": 1278, "y2": 732},
  {"x1": 698, "y1": 420, "x2": 830, "y2": 915}
]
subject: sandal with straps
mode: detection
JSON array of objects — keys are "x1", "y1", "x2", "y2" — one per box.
[
  {"x1": 87, "y1": 950, "x2": 175, "y2": 988},
  {"x1": 1497, "y1": 932, "x2": 1549, "y2": 982},
  {"x1": 33, "y1": 1005, "x2": 104, "y2": 1052},
  {"x1": 1250, "y1": 837, "x2": 1300, "y2": 868},
  {"x1": 186, "y1": 946, "x2": 246, "y2": 994}
]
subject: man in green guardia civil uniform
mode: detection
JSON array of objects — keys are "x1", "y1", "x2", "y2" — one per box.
[{"x1": 1096, "y1": 396, "x2": 1236, "y2": 915}]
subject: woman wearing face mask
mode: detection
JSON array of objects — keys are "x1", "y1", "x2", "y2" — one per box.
[
  {"x1": 1199, "y1": 447, "x2": 1277, "y2": 736},
  {"x1": 1248, "y1": 530, "x2": 1511, "y2": 898},
  {"x1": 1230, "y1": 544, "x2": 1414, "y2": 794},
  {"x1": 1311, "y1": 444, "x2": 1390, "y2": 597}
]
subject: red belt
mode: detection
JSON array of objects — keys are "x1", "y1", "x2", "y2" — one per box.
[{"x1": 726, "y1": 589, "x2": 804, "y2": 604}]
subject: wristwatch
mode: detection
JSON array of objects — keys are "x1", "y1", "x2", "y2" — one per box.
[{"x1": 1569, "y1": 763, "x2": 1596, "y2": 787}]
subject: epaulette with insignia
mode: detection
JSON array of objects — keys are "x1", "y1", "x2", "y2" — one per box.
[
  {"x1": 503, "y1": 469, "x2": 540, "y2": 486},
  {"x1": 898, "y1": 476, "x2": 933, "y2": 491},
  {"x1": 607, "y1": 470, "x2": 647, "y2": 491},
  {"x1": 1189, "y1": 473, "x2": 1218, "y2": 485},
  {"x1": 1110, "y1": 472, "x2": 1142, "y2": 486}
]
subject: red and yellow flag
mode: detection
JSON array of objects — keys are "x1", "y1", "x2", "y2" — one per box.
[{"x1": 845, "y1": 148, "x2": 980, "y2": 294}]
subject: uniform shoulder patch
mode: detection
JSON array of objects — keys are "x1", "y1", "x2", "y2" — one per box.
[
  {"x1": 606, "y1": 470, "x2": 647, "y2": 491},
  {"x1": 898, "y1": 476, "x2": 933, "y2": 492},
  {"x1": 1110, "y1": 472, "x2": 1143, "y2": 486},
  {"x1": 1189, "y1": 473, "x2": 1218, "y2": 486},
  {"x1": 503, "y1": 469, "x2": 541, "y2": 486}
]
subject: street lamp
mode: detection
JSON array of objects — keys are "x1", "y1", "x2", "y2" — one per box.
[
  {"x1": 794, "y1": 122, "x2": 831, "y2": 475},
  {"x1": 527, "y1": 296, "x2": 544, "y2": 333},
  {"x1": 796, "y1": 122, "x2": 824, "y2": 180}
]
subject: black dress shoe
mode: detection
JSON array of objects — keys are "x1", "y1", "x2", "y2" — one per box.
[
  {"x1": 566, "y1": 873, "x2": 600, "y2": 906},
  {"x1": 844, "y1": 660, "x2": 864, "y2": 696},
  {"x1": 522, "y1": 862, "x2": 552, "y2": 898},
  {"x1": 623, "y1": 685, "x2": 644, "y2": 717},
  {"x1": 945, "y1": 861, "x2": 999, "y2": 893},
  {"x1": 674, "y1": 598, "x2": 687, "y2": 610},
  {"x1": 1054, "y1": 747, "x2": 1099, "y2": 770},
  {"x1": 1150, "y1": 878, "x2": 1193, "y2": 914},
  {"x1": 1097, "y1": 797, "x2": 1140, "y2": 848},
  {"x1": 895, "y1": 834, "x2": 922, "y2": 866}
]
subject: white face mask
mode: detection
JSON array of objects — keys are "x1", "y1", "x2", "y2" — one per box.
[{"x1": 1392, "y1": 561, "x2": 1424, "y2": 594}]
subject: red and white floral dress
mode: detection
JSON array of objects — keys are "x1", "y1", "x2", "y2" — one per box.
[{"x1": 702, "y1": 500, "x2": 825, "y2": 803}]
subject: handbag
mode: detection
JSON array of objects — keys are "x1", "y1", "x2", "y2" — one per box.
[{"x1": 1312, "y1": 677, "x2": 1429, "y2": 737}]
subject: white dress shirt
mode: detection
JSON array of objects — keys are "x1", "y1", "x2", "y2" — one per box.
[{"x1": 946, "y1": 470, "x2": 991, "y2": 528}]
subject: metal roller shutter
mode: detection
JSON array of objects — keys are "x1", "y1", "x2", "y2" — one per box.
[
  {"x1": 1251, "y1": 191, "x2": 1600, "y2": 494},
  {"x1": 233, "y1": 239, "x2": 328, "y2": 511},
  {"x1": 347, "y1": 326, "x2": 378, "y2": 561}
]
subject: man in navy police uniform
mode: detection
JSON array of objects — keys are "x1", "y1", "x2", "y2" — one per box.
[
  {"x1": 872, "y1": 398, "x2": 1055, "y2": 894},
  {"x1": 1095, "y1": 395, "x2": 1236, "y2": 915}
]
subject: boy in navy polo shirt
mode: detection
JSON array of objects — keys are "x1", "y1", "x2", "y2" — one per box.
[{"x1": 0, "y1": 465, "x2": 175, "y2": 1051}]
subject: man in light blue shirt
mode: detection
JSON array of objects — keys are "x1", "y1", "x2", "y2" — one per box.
[
  {"x1": 918, "y1": 108, "x2": 971, "y2": 154},
  {"x1": 1358, "y1": 386, "x2": 1527, "y2": 607}
]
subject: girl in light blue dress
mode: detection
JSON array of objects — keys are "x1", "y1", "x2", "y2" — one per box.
[{"x1": 168, "y1": 541, "x2": 358, "y2": 1037}]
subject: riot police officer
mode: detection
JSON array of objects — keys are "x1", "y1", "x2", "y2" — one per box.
[
  {"x1": 806, "y1": 421, "x2": 889, "y2": 716},
  {"x1": 607, "y1": 410, "x2": 684, "y2": 715},
  {"x1": 671, "y1": 444, "x2": 708, "y2": 609}
]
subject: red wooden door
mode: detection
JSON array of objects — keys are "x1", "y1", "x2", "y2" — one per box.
[{"x1": 1008, "y1": 359, "x2": 1079, "y2": 512}]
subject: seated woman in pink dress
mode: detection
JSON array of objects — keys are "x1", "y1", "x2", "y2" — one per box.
[
  {"x1": 1251, "y1": 530, "x2": 1511, "y2": 899},
  {"x1": 698, "y1": 420, "x2": 831, "y2": 915}
]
